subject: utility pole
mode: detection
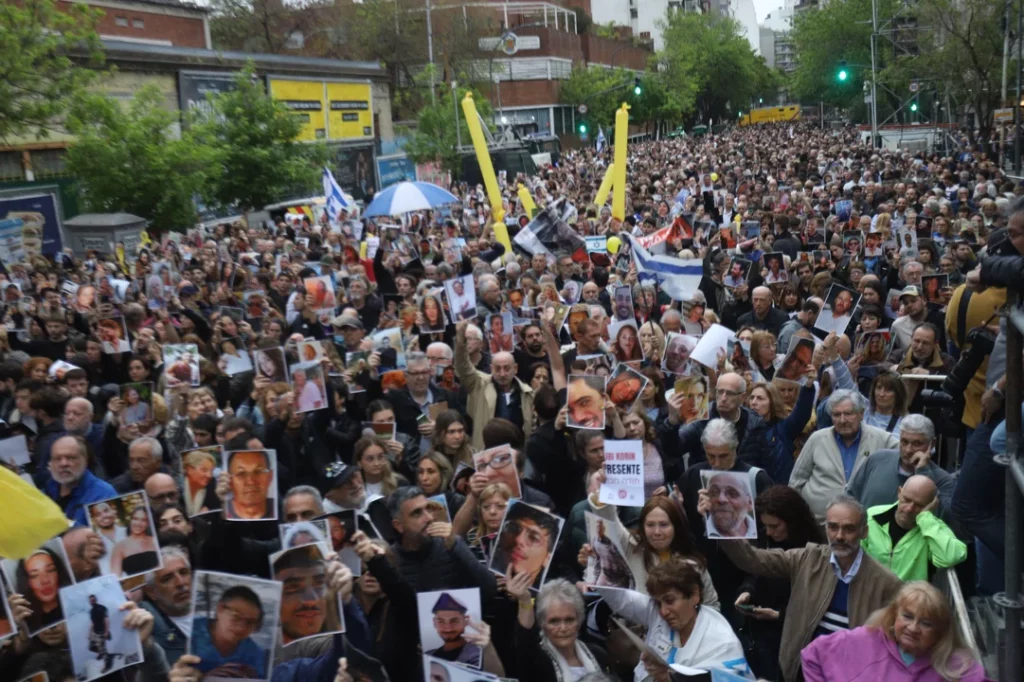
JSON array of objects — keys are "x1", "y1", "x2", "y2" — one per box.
[
  {"x1": 1002, "y1": 0, "x2": 1011, "y2": 167},
  {"x1": 426, "y1": 0, "x2": 436, "y2": 104},
  {"x1": 1017, "y1": 0, "x2": 1023, "y2": 172},
  {"x1": 869, "y1": 0, "x2": 879, "y2": 148}
]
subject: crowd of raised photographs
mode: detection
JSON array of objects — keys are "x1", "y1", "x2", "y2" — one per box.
[{"x1": 0, "y1": 120, "x2": 1015, "y2": 682}]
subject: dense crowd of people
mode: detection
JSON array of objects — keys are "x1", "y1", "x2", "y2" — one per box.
[{"x1": 0, "y1": 120, "x2": 1018, "y2": 682}]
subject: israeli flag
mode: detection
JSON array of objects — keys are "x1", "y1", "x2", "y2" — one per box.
[
  {"x1": 596, "y1": 126, "x2": 606, "y2": 153},
  {"x1": 322, "y1": 166, "x2": 351, "y2": 224},
  {"x1": 624, "y1": 232, "x2": 703, "y2": 302}
]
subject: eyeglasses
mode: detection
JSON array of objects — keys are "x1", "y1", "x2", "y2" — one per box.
[
  {"x1": 478, "y1": 452, "x2": 513, "y2": 470},
  {"x1": 406, "y1": 370, "x2": 430, "y2": 377},
  {"x1": 220, "y1": 605, "x2": 260, "y2": 629},
  {"x1": 716, "y1": 389, "x2": 743, "y2": 397}
]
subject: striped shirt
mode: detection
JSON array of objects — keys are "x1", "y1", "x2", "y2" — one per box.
[{"x1": 814, "y1": 548, "x2": 864, "y2": 639}]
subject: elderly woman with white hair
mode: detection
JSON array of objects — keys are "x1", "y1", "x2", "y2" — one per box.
[{"x1": 506, "y1": 576, "x2": 611, "y2": 682}]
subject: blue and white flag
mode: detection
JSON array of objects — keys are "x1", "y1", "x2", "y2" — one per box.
[
  {"x1": 322, "y1": 166, "x2": 351, "y2": 224},
  {"x1": 596, "y1": 126, "x2": 606, "y2": 153},
  {"x1": 623, "y1": 232, "x2": 703, "y2": 302}
]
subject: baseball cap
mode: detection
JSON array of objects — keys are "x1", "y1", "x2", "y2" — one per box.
[
  {"x1": 900, "y1": 286, "x2": 921, "y2": 301},
  {"x1": 179, "y1": 285, "x2": 199, "y2": 297},
  {"x1": 324, "y1": 462, "x2": 360, "y2": 486},
  {"x1": 331, "y1": 314, "x2": 363, "y2": 330}
]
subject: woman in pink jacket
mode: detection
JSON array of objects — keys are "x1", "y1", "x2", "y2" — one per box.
[{"x1": 802, "y1": 582, "x2": 989, "y2": 682}]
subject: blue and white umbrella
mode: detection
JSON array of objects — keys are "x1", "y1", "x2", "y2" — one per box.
[{"x1": 363, "y1": 181, "x2": 460, "y2": 218}]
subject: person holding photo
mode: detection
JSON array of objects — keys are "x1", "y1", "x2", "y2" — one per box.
[
  {"x1": 595, "y1": 558, "x2": 747, "y2": 681},
  {"x1": 697, "y1": 471, "x2": 757, "y2": 539},
  {"x1": 506, "y1": 576, "x2": 611, "y2": 682},
  {"x1": 15, "y1": 545, "x2": 72, "y2": 633},
  {"x1": 121, "y1": 387, "x2": 150, "y2": 425},
  {"x1": 191, "y1": 585, "x2": 270, "y2": 678}
]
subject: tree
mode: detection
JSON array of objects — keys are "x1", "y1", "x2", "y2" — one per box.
[
  {"x1": 559, "y1": 66, "x2": 637, "y2": 131},
  {"x1": 208, "y1": 0, "x2": 321, "y2": 54},
  {"x1": 657, "y1": 13, "x2": 770, "y2": 123},
  {"x1": 192, "y1": 66, "x2": 328, "y2": 212},
  {"x1": 899, "y1": 0, "x2": 1003, "y2": 148},
  {"x1": 0, "y1": 0, "x2": 104, "y2": 143},
  {"x1": 401, "y1": 68, "x2": 494, "y2": 179},
  {"x1": 65, "y1": 88, "x2": 217, "y2": 234}
]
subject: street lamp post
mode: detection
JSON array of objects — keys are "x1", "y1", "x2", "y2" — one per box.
[
  {"x1": 426, "y1": 0, "x2": 436, "y2": 104},
  {"x1": 869, "y1": 0, "x2": 879, "y2": 147}
]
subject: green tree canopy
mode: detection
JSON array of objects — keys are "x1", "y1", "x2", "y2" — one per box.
[
  {"x1": 192, "y1": 66, "x2": 328, "y2": 212},
  {"x1": 658, "y1": 12, "x2": 779, "y2": 123},
  {"x1": 65, "y1": 87, "x2": 217, "y2": 234},
  {"x1": 0, "y1": 0, "x2": 104, "y2": 143},
  {"x1": 401, "y1": 68, "x2": 494, "y2": 179}
]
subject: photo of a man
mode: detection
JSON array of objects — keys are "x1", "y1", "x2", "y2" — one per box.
[
  {"x1": 700, "y1": 470, "x2": 757, "y2": 539},
  {"x1": 421, "y1": 591, "x2": 482, "y2": 667},
  {"x1": 472, "y1": 445, "x2": 522, "y2": 498},
  {"x1": 271, "y1": 544, "x2": 343, "y2": 646},
  {"x1": 225, "y1": 450, "x2": 277, "y2": 521},
  {"x1": 444, "y1": 276, "x2": 476, "y2": 321},
  {"x1": 190, "y1": 576, "x2": 279, "y2": 681},
  {"x1": 489, "y1": 500, "x2": 563, "y2": 589},
  {"x1": 613, "y1": 285, "x2": 634, "y2": 321},
  {"x1": 566, "y1": 375, "x2": 607, "y2": 430},
  {"x1": 60, "y1": 574, "x2": 144, "y2": 682}
]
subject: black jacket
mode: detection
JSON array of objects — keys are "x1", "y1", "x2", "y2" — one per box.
[
  {"x1": 391, "y1": 536, "x2": 499, "y2": 608},
  {"x1": 375, "y1": 385, "x2": 466, "y2": 446},
  {"x1": 361, "y1": 552, "x2": 421, "y2": 682},
  {"x1": 736, "y1": 306, "x2": 790, "y2": 338}
]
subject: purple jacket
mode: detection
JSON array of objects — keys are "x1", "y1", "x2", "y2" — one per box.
[{"x1": 801, "y1": 626, "x2": 989, "y2": 682}]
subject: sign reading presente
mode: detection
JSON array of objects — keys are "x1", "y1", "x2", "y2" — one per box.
[{"x1": 599, "y1": 439, "x2": 645, "y2": 507}]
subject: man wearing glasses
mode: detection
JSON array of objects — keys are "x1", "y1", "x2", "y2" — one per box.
[
  {"x1": 192, "y1": 585, "x2": 269, "y2": 677},
  {"x1": 377, "y1": 351, "x2": 463, "y2": 453},
  {"x1": 226, "y1": 450, "x2": 276, "y2": 520}
]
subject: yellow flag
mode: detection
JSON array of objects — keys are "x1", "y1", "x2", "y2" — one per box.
[{"x1": 0, "y1": 468, "x2": 70, "y2": 559}]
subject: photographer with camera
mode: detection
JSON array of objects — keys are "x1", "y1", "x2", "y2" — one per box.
[{"x1": 887, "y1": 323, "x2": 953, "y2": 414}]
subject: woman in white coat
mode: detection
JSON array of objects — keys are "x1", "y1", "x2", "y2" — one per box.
[{"x1": 596, "y1": 558, "x2": 751, "y2": 681}]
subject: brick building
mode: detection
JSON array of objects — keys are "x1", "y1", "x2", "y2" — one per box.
[{"x1": 59, "y1": 0, "x2": 211, "y2": 48}]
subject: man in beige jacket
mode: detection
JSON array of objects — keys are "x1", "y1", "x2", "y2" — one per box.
[
  {"x1": 720, "y1": 495, "x2": 902, "y2": 682},
  {"x1": 454, "y1": 320, "x2": 535, "y2": 452},
  {"x1": 790, "y1": 389, "x2": 898, "y2": 522}
]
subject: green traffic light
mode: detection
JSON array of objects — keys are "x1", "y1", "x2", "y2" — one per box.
[
  {"x1": 634, "y1": 85, "x2": 642, "y2": 96},
  {"x1": 910, "y1": 102, "x2": 918, "y2": 112},
  {"x1": 738, "y1": 111, "x2": 743, "y2": 117},
  {"x1": 838, "y1": 69, "x2": 848, "y2": 82},
  {"x1": 579, "y1": 123, "x2": 587, "y2": 134}
]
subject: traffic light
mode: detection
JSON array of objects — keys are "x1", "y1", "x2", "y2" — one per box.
[
  {"x1": 738, "y1": 111, "x2": 743, "y2": 118},
  {"x1": 633, "y1": 77, "x2": 642, "y2": 96},
  {"x1": 578, "y1": 122, "x2": 588, "y2": 134},
  {"x1": 910, "y1": 100, "x2": 918, "y2": 112},
  {"x1": 837, "y1": 60, "x2": 849, "y2": 82}
]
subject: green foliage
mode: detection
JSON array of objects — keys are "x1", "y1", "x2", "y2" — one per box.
[
  {"x1": 789, "y1": 0, "x2": 883, "y2": 108},
  {"x1": 401, "y1": 68, "x2": 494, "y2": 179},
  {"x1": 0, "y1": 0, "x2": 104, "y2": 143},
  {"x1": 658, "y1": 13, "x2": 774, "y2": 122},
  {"x1": 559, "y1": 66, "x2": 635, "y2": 129},
  {"x1": 65, "y1": 87, "x2": 217, "y2": 234},
  {"x1": 901, "y1": 0, "x2": 1003, "y2": 139},
  {"x1": 192, "y1": 65, "x2": 328, "y2": 212}
]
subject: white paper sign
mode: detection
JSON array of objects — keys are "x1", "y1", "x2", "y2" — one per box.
[
  {"x1": 690, "y1": 323, "x2": 736, "y2": 368},
  {"x1": 599, "y1": 439, "x2": 645, "y2": 506}
]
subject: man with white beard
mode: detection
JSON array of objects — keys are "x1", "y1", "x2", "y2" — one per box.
[{"x1": 43, "y1": 435, "x2": 117, "y2": 527}]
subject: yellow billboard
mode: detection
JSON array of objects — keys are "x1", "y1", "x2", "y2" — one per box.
[
  {"x1": 269, "y1": 79, "x2": 326, "y2": 141},
  {"x1": 326, "y1": 83, "x2": 374, "y2": 140}
]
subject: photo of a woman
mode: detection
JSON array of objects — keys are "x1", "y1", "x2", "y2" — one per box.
[
  {"x1": 184, "y1": 447, "x2": 220, "y2": 517},
  {"x1": 98, "y1": 318, "x2": 131, "y2": 354},
  {"x1": 676, "y1": 376, "x2": 709, "y2": 424},
  {"x1": 253, "y1": 348, "x2": 289, "y2": 383},
  {"x1": 108, "y1": 504, "x2": 160, "y2": 578},
  {"x1": 8, "y1": 542, "x2": 73, "y2": 636},
  {"x1": 120, "y1": 383, "x2": 152, "y2": 426},
  {"x1": 420, "y1": 293, "x2": 447, "y2": 333},
  {"x1": 611, "y1": 319, "x2": 643, "y2": 363}
]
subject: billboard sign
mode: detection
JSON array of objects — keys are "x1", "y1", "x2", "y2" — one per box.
[
  {"x1": 178, "y1": 71, "x2": 239, "y2": 122},
  {"x1": 0, "y1": 192, "x2": 63, "y2": 256},
  {"x1": 332, "y1": 146, "x2": 377, "y2": 203},
  {"x1": 376, "y1": 155, "x2": 416, "y2": 189}
]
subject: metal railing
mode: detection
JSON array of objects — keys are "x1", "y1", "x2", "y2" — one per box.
[
  {"x1": 934, "y1": 568, "x2": 983, "y2": 663},
  {"x1": 998, "y1": 290, "x2": 1024, "y2": 681}
]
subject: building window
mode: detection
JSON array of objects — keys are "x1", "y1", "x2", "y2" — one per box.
[
  {"x1": 132, "y1": 18, "x2": 144, "y2": 29},
  {"x1": 0, "y1": 152, "x2": 22, "y2": 181},
  {"x1": 31, "y1": 149, "x2": 68, "y2": 178},
  {"x1": 115, "y1": 16, "x2": 128, "y2": 27}
]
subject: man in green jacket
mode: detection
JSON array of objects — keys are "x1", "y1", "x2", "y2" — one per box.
[{"x1": 862, "y1": 474, "x2": 967, "y2": 581}]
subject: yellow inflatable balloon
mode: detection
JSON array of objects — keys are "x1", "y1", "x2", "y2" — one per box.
[
  {"x1": 711, "y1": 172, "x2": 719, "y2": 182},
  {"x1": 607, "y1": 236, "x2": 622, "y2": 254}
]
